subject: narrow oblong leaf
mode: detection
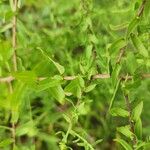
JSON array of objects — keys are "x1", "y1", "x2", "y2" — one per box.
[
  {"x1": 50, "y1": 58, "x2": 65, "y2": 75},
  {"x1": 109, "y1": 22, "x2": 128, "y2": 31},
  {"x1": 136, "y1": 142, "x2": 150, "y2": 150},
  {"x1": 144, "y1": 0, "x2": 150, "y2": 18},
  {"x1": 114, "y1": 139, "x2": 132, "y2": 150},
  {"x1": 0, "y1": 23, "x2": 13, "y2": 33},
  {"x1": 110, "y1": 107, "x2": 129, "y2": 117},
  {"x1": 85, "y1": 84, "x2": 96, "y2": 93},
  {"x1": 109, "y1": 38, "x2": 126, "y2": 55},
  {"x1": 131, "y1": 34, "x2": 148, "y2": 58},
  {"x1": 0, "y1": 41, "x2": 13, "y2": 61},
  {"x1": 135, "y1": 118, "x2": 142, "y2": 140},
  {"x1": 13, "y1": 71, "x2": 37, "y2": 83},
  {"x1": 0, "y1": 138, "x2": 14, "y2": 148},
  {"x1": 38, "y1": 47, "x2": 65, "y2": 74},
  {"x1": 125, "y1": 52, "x2": 137, "y2": 75},
  {"x1": 9, "y1": 0, "x2": 15, "y2": 11},
  {"x1": 36, "y1": 76, "x2": 63, "y2": 92},
  {"x1": 131, "y1": 101, "x2": 143, "y2": 122},
  {"x1": 117, "y1": 125, "x2": 133, "y2": 139},
  {"x1": 111, "y1": 64, "x2": 121, "y2": 87},
  {"x1": 77, "y1": 102, "x2": 87, "y2": 115},
  {"x1": 49, "y1": 85, "x2": 65, "y2": 104},
  {"x1": 85, "y1": 44, "x2": 93, "y2": 60},
  {"x1": 64, "y1": 77, "x2": 84, "y2": 99},
  {"x1": 126, "y1": 17, "x2": 140, "y2": 38},
  {"x1": 10, "y1": 82, "x2": 27, "y2": 123}
]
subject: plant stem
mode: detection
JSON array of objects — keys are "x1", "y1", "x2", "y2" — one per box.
[
  {"x1": 12, "y1": 0, "x2": 18, "y2": 72},
  {"x1": 137, "y1": 0, "x2": 147, "y2": 17},
  {"x1": 10, "y1": 0, "x2": 18, "y2": 148},
  {"x1": 0, "y1": 73, "x2": 150, "y2": 83},
  {"x1": 124, "y1": 94, "x2": 137, "y2": 149}
]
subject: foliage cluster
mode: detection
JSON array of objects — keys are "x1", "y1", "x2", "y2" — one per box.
[{"x1": 0, "y1": 0, "x2": 150, "y2": 149}]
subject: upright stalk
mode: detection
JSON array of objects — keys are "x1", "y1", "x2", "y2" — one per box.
[
  {"x1": 10, "y1": 0, "x2": 18, "y2": 148},
  {"x1": 12, "y1": 0, "x2": 18, "y2": 72},
  {"x1": 124, "y1": 94, "x2": 137, "y2": 149}
]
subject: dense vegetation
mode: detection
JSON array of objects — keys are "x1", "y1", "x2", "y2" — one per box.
[{"x1": 0, "y1": 0, "x2": 150, "y2": 149}]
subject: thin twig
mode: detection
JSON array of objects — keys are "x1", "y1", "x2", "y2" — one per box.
[
  {"x1": 137, "y1": 0, "x2": 147, "y2": 17},
  {"x1": 11, "y1": 0, "x2": 18, "y2": 148},
  {"x1": 63, "y1": 76, "x2": 77, "y2": 80},
  {"x1": 92, "y1": 74, "x2": 110, "y2": 79},
  {"x1": 0, "y1": 76, "x2": 15, "y2": 82},
  {"x1": 116, "y1": 46, "x2": 126, "y2": 64},
  {"x1": 12, "y1": 0, "x2": 18, "y2": 72},
  {"x1": 0, "y1": 73, "x2": 150, "y2": 83}
]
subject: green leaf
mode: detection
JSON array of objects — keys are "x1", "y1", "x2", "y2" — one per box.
[
  {"x1": 111, "y1": 64, "x2": 121, "y2": 87},
  {"x1": 136, "y1": 142, "x2": 150, "y2": 150},
  {"x1": 109, "y1": 22, "x2": 128, "y2": 31},
  {"x1": 126, "y1": 17, "x2": 140, "y2": 38},
  {"x1": 9, "y1": 0, "x2": 15, "y2": 11},
  {"x1": 114, "y1": 139, "x2": 132, "y2": 150},
  {"x1": 89, "y1": 34, "x2": 98, "y2": 44},
  {"x1": 135, "y1": 118, "x2": 142, "y2": 140},
  {"x1": 38, "y1": 47, "x2": 65, "y2": 74},
  {"x1": 49, "y1": 58, "x2": 65, "y2": 75},
  {"x1": 77, "y1": 102, "x2": 88, "y2": 115},
  {"x1": 0, "y1": 138, "x2": 14, "y2": 148},
  {"x1": 0, "y1": 41, "x2": 13, "y2": 61},
  {"x1": 131, "y1": 101, "x2": 143, "y2": 122},
  {"x1": 36, "y1": 76, "x2": 63, "y2": 92},
  {"x1": 84, "y1": 84, "x2": 96, "y2": 93},
  {"x1": 13, "y1": 71, "x2": 37, "y2": 83},
  {"x1": 125, "y1": 52, "x2": 137, "y2": 75},
  {"x1": 108, "y1": 79, "x2": 121, "y2": 111},
  {"x1": 0, "y1": 23, "x2": 13, "y2": 33},
  {"x1": 16, "y1": 121, "x2": 37, "y2": 137},
  {"x1": 144, "y1": 0, "x2": 150, "y2": 18},
  {"x1": 78, "y1": 76, "x2": 85, "y2": 88},
  {"x1": 131, "y1": 34, "x2": 149, "y2": 58},
  {"x1": 17, "y1": 0, "x2": 22, "y2": 8},
  {"x1": 117, "y1": 125, "x2": 133, "y2": 139},
  {"x1": 65, "y1": 77, "x2": 84, "y2": 99},
  {"x1": 110, "y1": 107, "x2": 129, "y2": 117},
  {"x1": 10, "y1": 82, "x2": 27, "y2": 123},
  {"x1": 109, "y1": 38, "x2": 126, "y2": 56},
  {"x1": 85, "y1": 44, "x2": 93, "y2": 60},
  {"x1": 49, "y1": 85, "x2": 65, "y2": 104}
]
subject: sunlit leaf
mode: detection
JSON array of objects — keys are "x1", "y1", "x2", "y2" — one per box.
[
  {"x1": 0, "y1": 139, "x2": 13, "y2": 148},
  {"x1": 117, "y1": 125, "x2": 133, "y2": 139},
  {"x1": 49, "y1": 85, "x2": 65, "y2": 104},
  {"x1": 110, "y1": 107, "x2": 129, "y2": 117},
  {"x1": 126, "y1": 17, "x2": 140, "y2": 38},
  {"x1": 135, "y1": 118, "x2": 142, "y2": 140},
  {"x1": 131, "y1": 101, "x2": 143, "y2": 122},
  {"x1": 131, "y1": 33, "x2": 148, "y2": 58},
  {"x1": 114, "y1": 139, "x2": 132, "y2": 150}
]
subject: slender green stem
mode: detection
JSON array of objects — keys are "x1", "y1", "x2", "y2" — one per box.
[
  {"x1": 108, "y1": 79, "x2": 121, "y2": 112},
  {"x1": 70, "y1": 130, "x2": 94, "y2": 150}
]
